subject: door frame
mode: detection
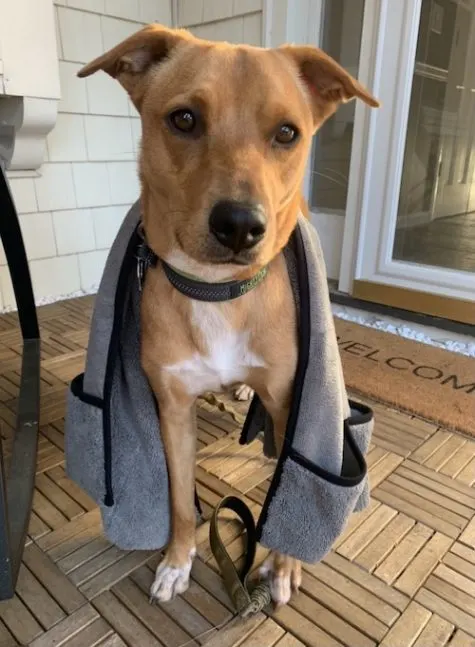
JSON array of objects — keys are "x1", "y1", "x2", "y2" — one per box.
[
  {"x1": 344, "y1": 0, "x2": 475, "y2": 303},
  {"x1": 264, "y1": 0, "x2": 352, "y2": 279},
  {"x1": 264, "y1": 0, "x2": 384, "y2": 280}
]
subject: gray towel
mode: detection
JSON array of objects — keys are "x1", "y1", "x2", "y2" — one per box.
[{"x1": 65, "y1": 201, "x2": 373, "y2": 562}]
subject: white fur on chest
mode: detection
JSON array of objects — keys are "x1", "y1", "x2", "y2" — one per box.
[{"x1": 165, "y1": 301, "x2": 265, "y2": 396}]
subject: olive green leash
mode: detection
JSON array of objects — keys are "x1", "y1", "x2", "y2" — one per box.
[{"x1": 209, "y1": 495, "x2": 272, "y2": 618}]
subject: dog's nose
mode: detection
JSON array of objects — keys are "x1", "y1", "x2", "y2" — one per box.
[{"x1": 209, "y1": 200, "x2": 267, "y2": 253}]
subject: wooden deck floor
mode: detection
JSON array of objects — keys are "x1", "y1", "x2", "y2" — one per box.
[{"x1": 1, "y1": 296, "x2": 475, "y2": 646}]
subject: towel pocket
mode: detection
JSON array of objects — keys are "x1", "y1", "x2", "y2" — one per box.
[
  {"x1": 258, "y1": 403, "x2": 373, "y2": 564},
  {"x1": 65, "y1": 372, "x2": 105, "y2": 505}
]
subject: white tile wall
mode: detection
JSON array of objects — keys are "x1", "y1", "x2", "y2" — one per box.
[
  {"x1": 139, "y1": 0, "x2": 172, "y2": 24},
  {"x1": 131, "y1": 118, "x2": 142, "y2": 155},
  {"x1": 203, "y1": 0, "x2": 233, "y2": 23},
  {"x1": 35, "y1": 164, "x2": 77, "y2": 212},
  {"x1": 86, "y1": 72, "x2": 130, "y2": 116},
  {"x1": 53, "y1": 209, "x2": 96, "y2": 255},
  {"x1": 178, "y1": 0, "x2": 204, "y2": 27},
  {"x1": 233, "y1": 0, "x2": 263, "y2": 14},
  {"x1": 78, "y1": 250, "x2": 108, "y2": 290},
  {"x1": 243, "y1": 13, "x2": 262, "y2": 46},
  {"x1": 19, "y1": 213, "x2": 57, "y2": 260},
  {"x1": 59, "y1": 61, "x2": 88, "y2": 113},
  {"x1": 8, "y1": 178, "x2": 38, "y2": 214},
  {"x1": 47, "y1": 114, "x2": 88, "y2": 162},
  {"x1": 104, "y1": 0, "x2": 140, "y2": 22},
  {"x1": 101, "y1": 16, "x2": 141, "y2": 51},
  {"x1": 72, "y1": 163, "x2": 111, "y2": 208},
  {"x1": 32, "y1": 256, "x2": 81, "y2": 299},
  {"x1": 84, "y1": 115, "x2": 134, "y2": 161},
  {"x1": 0, "y1": 0, "x2": 264, "y2": 309},
  {"x1": 92, "y1": 205, "x2": 126, "y2": 248},
  {"x1": 58, "y1": 7, "x2": 104, "y2": 63},
  {"x1": 107, "y1": 161, "x2": 140, "y2": 204},
  {"x1": 67, "y1": 0, "x2": 106, "y2": 12}
]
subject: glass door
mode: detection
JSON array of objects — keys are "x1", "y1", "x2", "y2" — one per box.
[
  {"x1": 303, "y1": 0, "x2": 367, "y2": 279},
  {"x1": 347, "y1": 0, "x2": 475, "y2": 324}
]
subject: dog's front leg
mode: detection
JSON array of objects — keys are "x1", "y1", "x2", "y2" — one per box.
[
  {"x1": 253, "y1": 377, "x2": 302, "y2": 606},
  {"x1": 147, "y1": 374, "x2": 197, "y2": 603}
]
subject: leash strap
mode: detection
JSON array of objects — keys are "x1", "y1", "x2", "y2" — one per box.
[{"x1": 209, "y1": 496, "x2": 271, "y2": 618}]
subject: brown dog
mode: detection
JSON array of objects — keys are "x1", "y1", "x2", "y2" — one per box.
[{"x1": 79, "y1": 24, "x2": 378, "y2": 606}]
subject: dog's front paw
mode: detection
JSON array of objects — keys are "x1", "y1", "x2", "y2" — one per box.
[
  {"x1": 234, "y1": 383, "x2": 254, "y2": 401},
  {"x1": 150, "y1": 549, "x2": 195, "y2": 603},
  {"x1": 259, "y1": 552, "x2": 302, "y2": 606}
]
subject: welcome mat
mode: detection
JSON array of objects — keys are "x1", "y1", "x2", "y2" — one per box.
[{"x1": 335, "y1": 319, "x2": 475, "y2": 435}]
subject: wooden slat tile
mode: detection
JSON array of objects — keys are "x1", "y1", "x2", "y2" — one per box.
[
  {"x1": 15, "y1": 564, "x2": 65, "y2": 629},
  {"x1": 398, "y1": 462, "x2": 475, "y2": 509},
  {"x1": 395, "y1": 533, "x2": 454, "y2": 596},
  {"x1": 413, "y1": 614, "x2": 454, "y2": 647},
  {"x1": 133, "y1": 564, "x2": 216, "y2": 642},
  {"x1": 456, "y1": 458, "x2": 475, "y2": 486},
  {"x1": 373, "y1": 482, "x2": 462, "y2": 538},
  {"x1": 435, "y1": 564, "x2": 475, "y2": 599},
  {"x1": 333, "y1": 499, "x2": 382, "y2": 550},
  {"x1": 304, "y1": 561, "x2": 400, "y2": 627},
  {"x1": 61, "y1": 618, "x2": 113, "y2": 647},
  {"x1": 200, "y1": 614, "x2": 265, "y2": 647},
  {"x1": 182, "y1": 578, "x2": 232, "y2": 628},
  {"x1": 416, "y1": 588, "x2": 475, "y2": 638},
  {"x1": 449, "y1": 630, "x2": 475, "y2": 646},
  {"x1": 57, "y1": 537, "x2": 112, "y2": 575},
  {"x1": 368, "y1": 452, "x2": 403, "y2": 489},
  {"x1": 275, "y1": 635, "x2": 306, "y2": 647},
  {"x1": 28, "y1": 511, "x2": 52, "y2": 541},
  {"x1": 22, "y1": 543, "x2": 87, "y2": 614},
  {"x1": 379, "y1": 601, "x2": 431, "y2": 647},
  {"x1": 387, "y1": 473, "x2": 473, "y2": 520},
  {"x1": 272, "y1": 604, "x2": 342, "y2": 647},
  {"x1": 38, "y1": 508, "x2": 101, "y2": 555},
  {"x1": 0, "y1": 595, "x2": 43, "y2": 645},
  {"x1": 93, "y1": 591, "x2": 165, "y2": 646},
  {"x1": 443, "y1": 552, "x2": 475, "y2": 582},
  {"x1": 425, "y1": 576, "x2": 475, "y2": 618},
  {"x1": 0, "y1": 622, "x2": 17, "y2": 647},
  {"x1": 112, "y1": 577, "x2": 196, "y2": 647},
  {"x1": 80, "y1": 551, "x2": 154, "y2": 600},
  {"x1": 323, "y1": 551, "x2": 409, "y2": 612},
  {"x1": 32, "y1": 489, "x2": 69, "y2": 530},
  {"x1": 96, "y1": 634, "x2": 128, "y2": 647},
  {"x1": 424, "y1": 436, "x2": 468, "y2": 471},
  {"x1": 47, "y1": 465, "x2": 96, "y2": 512},
  {"x1": 190, "y1": 559, "x2": 235, "y2": 612},
  {"x1": 460, "y1": 519, "x2": 475, "y2": 548},
  {"x1": 35, "y1": 473, "x2": 84, "y2": 520},
  {"x1": 411, "y1": 431, "x2": 453, "y2": 465},
  {"x1": 238, "y1": 618, "x2": 285, "y2": 646},
  {"x1": 375, "y1": 524, "x2": 434, "y2": 585},
  {"x1": 337, "y1": 504, "x2": 397, "y2": 560},
  {"x1": 288, "y1": 589, "x2": 376, "y2": 647},
  {"x1": 300, "y1": 571, "x2": 387, "y2": 641},
  {"x1": 29, "y1": 604, "x2": 99, "y2": 647},
  {"x1": 355, "y1": 513, "x2": 415, "y2": 572}
]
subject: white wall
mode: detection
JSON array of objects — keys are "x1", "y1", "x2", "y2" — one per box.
[
  {"x1": 177, "y1": 0, "x2": 263, "y2": 45},
  {"x1": 0, "y1": 0, "x2": 263, "y2": 311},
  {"x1": 0, "y1": 0, "x2": 172, "y2": 311}
]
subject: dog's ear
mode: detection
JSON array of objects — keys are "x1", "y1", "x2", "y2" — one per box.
[
  {"x1": 77, "y1": 24, "x2": 190, "y2": 106},
  {"x1": 280, "y1": 45, "x2": 379, "y2": 126}
]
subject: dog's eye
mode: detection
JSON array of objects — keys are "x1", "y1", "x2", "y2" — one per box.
[
  {"x1": 169, "y1": 109, "x2": 196, "y2": 134},
  {"x1": 274, "y1": 124, "x2": 299, "y2": 146}
]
